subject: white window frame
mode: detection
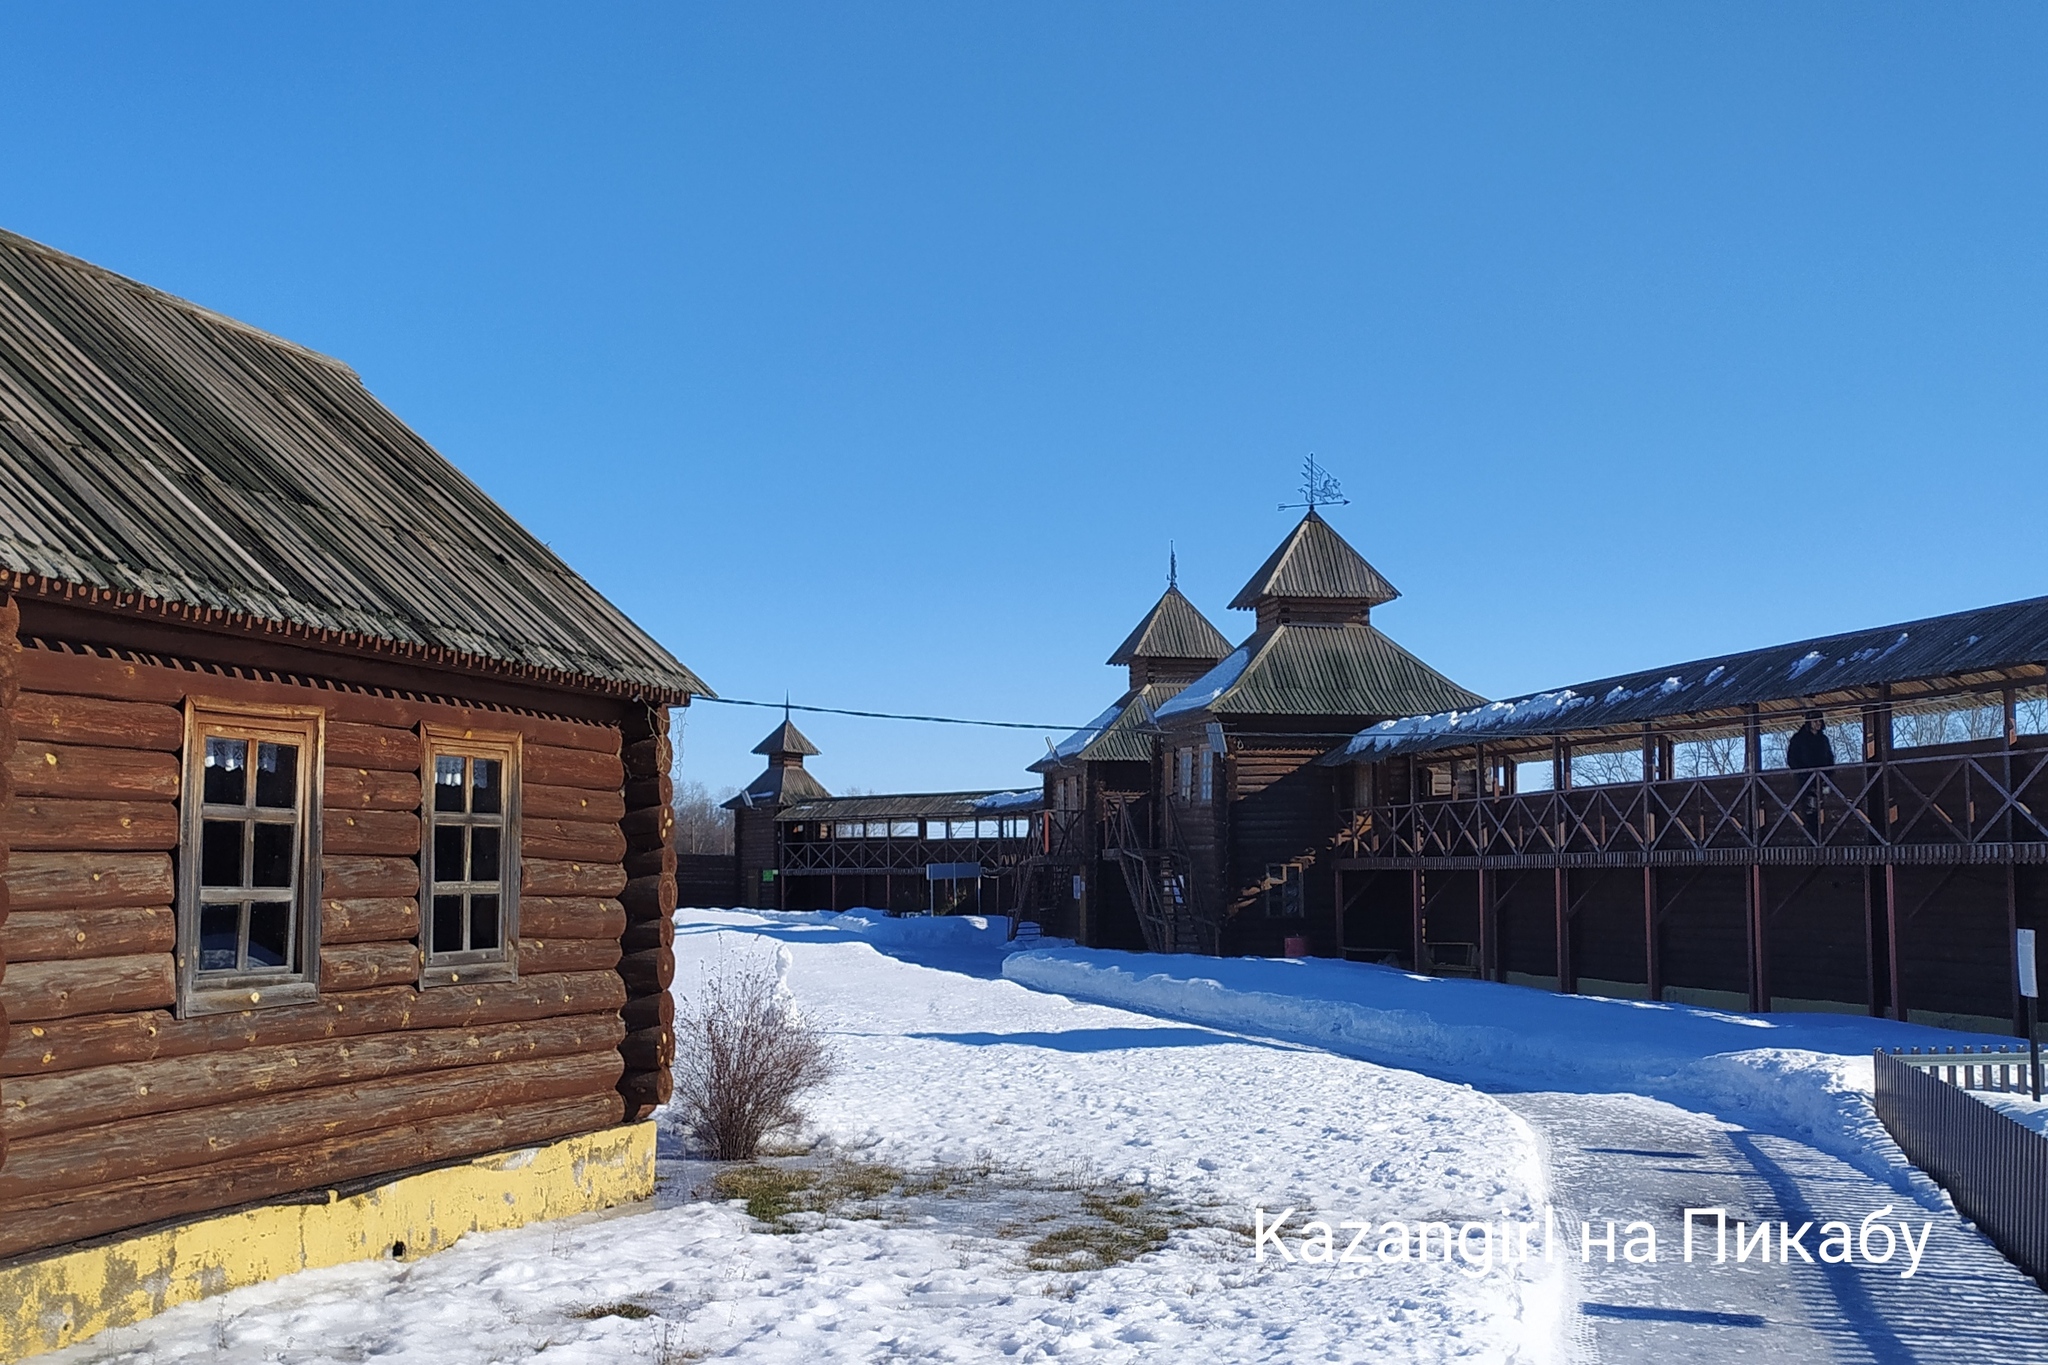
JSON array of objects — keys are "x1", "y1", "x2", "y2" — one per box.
[
  {"x1": 177, "y1": 700, "x2": 325, "y2": 1017},
  {"x1": 419, "y1": 725, "x2": 522, "y2": 988}
]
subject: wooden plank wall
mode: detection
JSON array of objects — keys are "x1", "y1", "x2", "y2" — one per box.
[
  {"x1": 0, "y1": 643, "x2": 641, "y2": 1261},
  {"x1": 0, "y1": 598, "x2": 17, "y2": 1180}
]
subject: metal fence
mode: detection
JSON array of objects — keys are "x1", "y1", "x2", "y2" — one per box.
[{"x1": 1872, "y1": 1048, "x2": 2048, "y2": 1290}]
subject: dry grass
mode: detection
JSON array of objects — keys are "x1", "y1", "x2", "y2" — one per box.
[{"x1": 570, "y1": 1301, "x2": 655, "y2": 1321}]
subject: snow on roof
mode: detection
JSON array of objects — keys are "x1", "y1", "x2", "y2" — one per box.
[
  {"x1": 970, "y1": 789, "x2": 1042, "y2": 812},
  {"x1": 1154, "y1": 643, "x2": 1253, "y2": 720}
]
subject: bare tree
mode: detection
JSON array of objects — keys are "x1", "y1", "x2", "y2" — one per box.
[
  {"x1": 672, "y1": 780, "x2": 736, "y2": 855},
  {"x1": 673, "y1": 951, "x2": 835, "y2": 1160}
]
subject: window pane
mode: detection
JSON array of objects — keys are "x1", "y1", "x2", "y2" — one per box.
[
  {"x1": 470, "y1": 894, "x2": 501, "y2": 951},
  {"x1": 199, "y1": 903, "x2": 241, "y2": 971},
  {"x1": 252, "y1": 822, "x2": 294, "y2": 887},
  {"x1": 254, "y1": 742, "x2": 298, "y2": 808},
  {"x1": 247, "y1": 901, "x2": 292, "y2": 968},
  {"x1": 471, "y1": 826, "x2": 501, "y2": 882},
  {"x1": 471, "y1": 759, "x2": 502, "y2": 815},
  {"x1": 435, "y1": 825, "x2": 466, "y2": 884},
  {"x1": 201, "y1": 820, "x2": 244, "y2": 887},
  {"x1": 204, "y1": 738, "x2": 248, "y2": 805},
  {"x1": 434, "y1": 755, "x2": 467, "y2": 813},
  {"x1": 432, "y1": 895, "x2": 466, "y2": 954}
]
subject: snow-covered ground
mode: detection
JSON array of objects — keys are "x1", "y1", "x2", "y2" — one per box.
[{"x1": 41, "y1": 910, "x2": 1564, "y2": 1364}]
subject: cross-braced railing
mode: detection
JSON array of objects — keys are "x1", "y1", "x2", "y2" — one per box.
[{"x1": 1337, "y1": 748, "x2": 2048, "y2": 863}]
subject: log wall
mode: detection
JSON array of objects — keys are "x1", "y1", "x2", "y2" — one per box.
[
  {"x1": 0, "y1": 640, "x2": 654, "y2": 1261},
  {"x1": 0, "y1": 596, "x2": 19, "y2": 1179}
]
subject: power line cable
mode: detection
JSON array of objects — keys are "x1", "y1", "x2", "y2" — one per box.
[{"x1": 692, "y1": 694, "x2": 1087, "y2": 732}]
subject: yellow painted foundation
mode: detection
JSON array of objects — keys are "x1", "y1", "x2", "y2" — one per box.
[{"x1": 0, "y1": 1122, "x2": 656, "y2": 1363}]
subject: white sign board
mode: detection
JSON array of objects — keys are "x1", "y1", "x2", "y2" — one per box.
[
  {"x1": 2020, "y1": 928, "x2": 2039, "y2": 1000},
  {"x1": 1072, "y1": 875, "x2": 1086, "y2": 900}
]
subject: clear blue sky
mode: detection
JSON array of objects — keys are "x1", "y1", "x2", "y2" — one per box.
[{"x1": 5, "y1": 4, "x2": 2045, "y2": 797}]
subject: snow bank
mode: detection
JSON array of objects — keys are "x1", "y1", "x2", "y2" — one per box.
[{"x1": 1001, "y1": 949, "x2": 1988, "y2": 1206}]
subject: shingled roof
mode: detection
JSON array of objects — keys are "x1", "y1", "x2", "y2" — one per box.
[
  {"x1": 752, "y1": 717, "x2": 820, "y2": 757},
  {"x1": 0, "y1": 228, "x2": 708, "y2": 702},
  {"x1": 1106, "y1": 585, "x2": 1232, "y2": 666},
  {"x1": 1228, "y1": 510, "x2": 1400, "y2": 610}
]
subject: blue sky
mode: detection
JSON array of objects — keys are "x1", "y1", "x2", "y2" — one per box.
[{"x1": 4, "y1": 4, "x2": 2045, "y2": 797}]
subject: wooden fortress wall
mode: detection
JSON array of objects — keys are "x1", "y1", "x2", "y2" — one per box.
[{"x1": 0, "y1": 623, "x2": 676, "y2": 1263}]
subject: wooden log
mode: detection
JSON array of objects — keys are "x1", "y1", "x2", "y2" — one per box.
[
  {"x1": 324, "y1": 765, "x2": 420, "y2": 811},
  {"x1": 321, "y1": 897, "x2": 420, "y2": 945},
  {"x1": 519, "y1": 937, "x2": 622, "y2": 976},
  {"x1": 1, "y1": 797, "x2": 178, "y2": 852},
  {"x1": 624, "y1": 845, "x2": 677, "y2": 880},
  {"x1": 1, "y1": 971, "x2": 626, "y2": 1078},
  {"x1": 0, "y1": 954, "x2": 175, "y2": 1022},
  {"x1": 521, "y1": 819, "x2": 627, "y2": 864},
  {"x1": 324, "y1": 808, "x2": 421, "y2": 858},
  {"x1": 5, "y1": 906, "x2": 175, "y2": 962},
  {"x1": 0, "y1": 1091, "x2": 624, "y2": 1259},
  {"x1": 525, "y1": 744, "x2": 624, "y2": 792},
  {"x1": 4, "y1": 851, "x2": 174, "y2": 911},
  {"x1": 621, "y1": 804, "x2": 674, "y2": 844},
  {"x1": 325, "y1": 721, "x2": 418, "y2": 773},
  {"x1": 522, "y1": 859, "x2": 627, "y2": 898},
  {"x1": 622, "y1": 735, "x2": 671, "y2": 780},
  {"x1": 8, "y1": 743, "x2": 179, "y2": 800},
  {"x1": 618, "y1": 1068, "x2": 672, "y2": 1114},
  {"x1": 11, "y1": 692, "x2": 181, "y2": 751},
  {"x1": 3, "y1": 1013, "x2": 625, "y2": 1141},
  {"x1": 519, "y1": 897, "x2": 626, "y2": 940},
  {"x1": 523, "y1": 783, "x2": 626, "y2": 823},
  {"x1": 620, "y1": 873, "x2": 677, "y2": 922},
  {"x1": 619, "y1": 1025, "x2": 674, "y2": 1072},
  {"x1": 623, "y1": 773, "x2": 672, "y2": 812},
  {"x1": 323, "y1": 855, "x2": 419, "y2": 899},
  {"x1": 0, "y1": 1049, "x2": 624, "y2": 1201},
  {"x1": 319, "y1": 942, "x2": 421, "y2": 992},
  {"x1": 617, "y1": 947, "x2": 674, "y2": 995},
  {"x1": 621, "y1": 990, "x2": 673, "y2": 1033},
  {"x1": 621, "y1": 915, "x2": 676, "y2": 954},
  {"x1": 18, "y1": 648, "x2": 624, "y2": 755}
]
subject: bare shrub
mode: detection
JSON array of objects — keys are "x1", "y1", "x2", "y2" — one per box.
[{"x1": 673, "y1": 953, "x2": 834, "y2": 1160}]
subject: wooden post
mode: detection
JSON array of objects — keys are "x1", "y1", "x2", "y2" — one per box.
[
  {"x1": 1476, "y1": 865, "x2": 1493, "y2": 982},
  {"x1": 1554, "y1": 864, "x2": 1571, "y2": 993},
  {"x1": 1749, "y1": 863, "x2": 1768, "y2": 1012},
  {"x1": 2011, "y1": 861, "x2": 2025, "y2": 1038},
  {"x1": 1411, "y1": 866, "x2": 1425, "y2": 973},
  {"x1": 1643, "y1": 863, "x2": 1660, "y2": 1001},
  {"x1": 1886, "y1": 861, "x2": 1904, "y2": 1022}
]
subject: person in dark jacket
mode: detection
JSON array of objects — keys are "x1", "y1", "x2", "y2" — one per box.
[{"x1": 1786, "y1": 709, "x2": 1834, "y2": 834}]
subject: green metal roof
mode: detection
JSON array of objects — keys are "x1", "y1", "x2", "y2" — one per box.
[
  {"x1": 1228, "y1": 510, "x2": 1400, "y2": 610},
  {"x1": 1106, "y1": 585, "x2": 1232, "y2": 666},
  {"x1": 1158, "y1": 621, "x2": 1483, "y2": 721},
  {"x1": 1030, "y1": 681, "x2": 1181, "y2": 771}
]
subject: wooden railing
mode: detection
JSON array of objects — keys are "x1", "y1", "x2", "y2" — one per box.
[{"x1": 1338, "y1": 750, "x2": 2048, "y2": 863}]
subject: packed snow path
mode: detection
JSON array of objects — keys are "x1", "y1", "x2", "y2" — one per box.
[
  {"x1": 39, "y1": 912, "x2": 1562, "y2": 1364},
  {"x1": 1002, "y1": 945, "x2": 2048, "y2": 1365},
  {"x1": 1504, "y1": 1091, "x2": 2044, "y2": 1364}
]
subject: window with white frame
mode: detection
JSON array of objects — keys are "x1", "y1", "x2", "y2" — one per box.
[
  {"x1": 179, "y1": 703, "x2": 324, "y2": 1015},
  {"x1": 421, "y1": 728, "x2": 521, "y2": 987}
]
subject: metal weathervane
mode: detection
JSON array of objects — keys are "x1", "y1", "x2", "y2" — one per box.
[{"x1": 1278, "y1": 454, "x2": 1349, "y2": 512}]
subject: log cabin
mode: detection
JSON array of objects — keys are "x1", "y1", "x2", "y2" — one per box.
[
  {"x1": 0, "y1": 228, "x2": 705, "y2": 1350},
  {"x1": 1027, "y1": 580, "x2": 1231, "y2": 947},
  {"x1": 1323, "y1": 595, "x2": 2048, "y2": 1036}
]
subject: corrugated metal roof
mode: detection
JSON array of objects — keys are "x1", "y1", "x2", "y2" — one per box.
[
  {"x1": 1228, "y1": 510, "x2": 1399, "y2": 610},
  {"x1": 1105, "y1": 586, "x2": 1232, "y2": 666},
  {"x1": 778, "y1": 790, "x2": 1043, "y2": 822},
  {"x1": 0, "y1": 228, "x2": 707, "y2": 701},
  {"x1": 752, "y1": 718, "x2": 820, "y2": 757},
  {"x1": 1328, "y1": 593, "x2": 2048, "y2": 764},
  {"x1": 724, "y1": 762, "x2": 833, "y2": 809},
  {"x1": 1160, "y1": 621, "x2": 1484, "y2": 721},
  {"x1": 1029, "y1": 681, "x2": 1179, "y2": 771}
]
